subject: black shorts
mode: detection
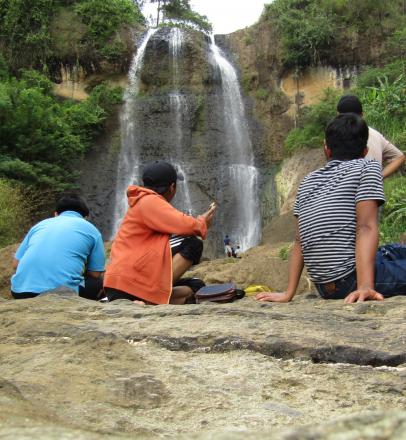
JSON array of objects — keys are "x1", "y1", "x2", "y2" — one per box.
[
  {"x1": 171, "y1": 236, "x2": 203, "y2": 265},
  {"x1": 104, "y1": 287, "x2": 146, "y2": 303}
]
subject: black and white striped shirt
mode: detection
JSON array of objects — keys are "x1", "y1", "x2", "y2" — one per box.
[{"x1": 294, "y1": 159, "x2": 385, "y2": 283}]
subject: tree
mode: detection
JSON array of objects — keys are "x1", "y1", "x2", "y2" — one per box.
[{"x1": 147, "y1": 0, "x2": 212, "y2": 33}]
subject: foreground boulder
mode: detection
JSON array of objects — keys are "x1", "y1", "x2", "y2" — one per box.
[{"x1": 0, "y1": 291, "x2": 405, "y2": 438}]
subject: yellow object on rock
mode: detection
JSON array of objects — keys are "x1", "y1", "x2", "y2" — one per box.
[{"x1": 244, "y1": 285, "x2": 271, "y2": 296}]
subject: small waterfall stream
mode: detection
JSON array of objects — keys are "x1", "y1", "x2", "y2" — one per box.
[
  {"x1": 210, "y1": 36, "x2": 261, "y2": 251},
  {"x1": 168, "y1": 28, "x2": 194, "y2": 215},
  {"x1": 112, "y1": 28, "x2": 157, "y2": 234},
  {"x1": 111, "y1": 27, "x2": 262, "y2": 253}
]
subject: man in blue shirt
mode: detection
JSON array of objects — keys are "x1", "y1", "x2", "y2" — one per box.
[{"x1": 11, "y1": 194, "x2": 105, "y2": 300}]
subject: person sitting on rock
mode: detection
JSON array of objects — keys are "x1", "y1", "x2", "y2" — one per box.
[
  {"x1": 11, "y1": 194, "x2": 105, "y2": 300},
  {"x1": 256, "y1": 113, "x2": 406, "y2": 304},
  {"x1": 103, "y1": 160, "x2": 216, "y2": 305}
]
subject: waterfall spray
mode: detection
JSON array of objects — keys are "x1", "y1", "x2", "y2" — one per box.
[
  {"x1": 209, "y1": 36, "x2": 261, "y2": 251},
  {"x1": 112, "y1": 28, "x2": 157, "y2": 236},
  {"x1": 169, "y1": 27, "x2": 193, "y2": 215}
]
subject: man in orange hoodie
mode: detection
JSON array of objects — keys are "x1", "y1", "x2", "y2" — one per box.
[{"x1": 104, "y1": 161, "x2": 216, "y2": 304}]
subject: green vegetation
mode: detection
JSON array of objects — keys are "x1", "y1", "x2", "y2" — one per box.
[
  {"x1": 150, "y1": 0, "x2": 212, "y2": 33},
  {"x1": 0, "y1": 0, "x2": 144, "y2": 72},
  {"x1": 263, "y1": 0, "x2": 406, "y2": 69},
  {"x1": 74, "y1": 0, "x2": 143, "y2": 63},
  {"x1": 284, "y1": 88, "x2": 340, "y2": 154},
  {"x1": 0, "y1": 179, "x2": 30, "y2": 247},
  {"x1": 358, "y1": 70, "x2": 406, "y2": 151},
  {"x1": 278, "y1": 243, "x2": 292, "y2": 260},
  {"x1": 380, "y1": 176, "x2": 406, "y2": 244},
  {"x1": 254, "y1": 88, "x2": 270, "y2": 101},
  {"x1": 0, "y1": 61, "x2": 123, "y2": 190},
  {"x1": 284, "y1": 62, "x2": 406, "y2": 155}
]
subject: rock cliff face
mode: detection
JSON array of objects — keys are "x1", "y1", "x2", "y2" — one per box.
[
  {"x1": 106, "y1": 27, "x2": 272, "y2": 256},
  {"x1": 0, "y1": 292, "x2": 405, "y2": 438}
]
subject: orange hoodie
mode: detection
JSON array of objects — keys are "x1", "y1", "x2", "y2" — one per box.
[{"x1": 104, "y1": 186, "x2": 207, "y2": 304}]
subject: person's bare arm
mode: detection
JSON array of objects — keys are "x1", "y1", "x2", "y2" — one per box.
[
  {"x1": 344, "y1": 200, "x2": 383, "y2": 303},
  {"x1": 256, "y1": 219, "x2": 304, "y2": 303},
  {"x1": 382, "y1": 154, "x2": 405, "y2": 179},
  {"x1": 12, "y1": 258, "x2": 19, "y2": 270},
  {"x1": 86, "y1": 270, "x2": 104, "y2": 279}
]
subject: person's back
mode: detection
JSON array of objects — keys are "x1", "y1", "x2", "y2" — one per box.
[
  {"x1": 11, "y1": 195, "x2": 105, "y2": 299},
  {"x1": 104, "y1": 161, "x2": 216, "y2": 305},
  {"x1": 295, "y1": 158, "x2": 383, "y2": 283}
]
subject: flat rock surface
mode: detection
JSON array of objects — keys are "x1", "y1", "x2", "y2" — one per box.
[{"x1": 0, "y1": 293, "x2": 405, "y2": 438}]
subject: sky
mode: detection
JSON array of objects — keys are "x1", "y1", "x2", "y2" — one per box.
[{"x1": 142, "y1": 0, "x2": 270, "y2": 35}]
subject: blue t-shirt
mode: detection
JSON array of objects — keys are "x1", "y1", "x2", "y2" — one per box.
[{"x1": 11, "y1": 211, "x2": 105, "y2": 294}]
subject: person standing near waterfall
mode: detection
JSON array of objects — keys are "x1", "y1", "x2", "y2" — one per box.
[{"x1": 104, "y1": 160, "x2": 216, "y2": 304}]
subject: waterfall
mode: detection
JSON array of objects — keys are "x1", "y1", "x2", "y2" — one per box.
[
  {"x1": 169, "y1": 28, "x2": 193, "y2": 215},
  {"x1": 210, "y1": 36, "x2": 261, "y2": 251},
  {"x1": 112, "y1": 28, "x2": 157, "y2": 235}
]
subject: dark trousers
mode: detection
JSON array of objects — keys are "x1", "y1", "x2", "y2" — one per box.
[
  {"x1": 315, "y1": 244, "x2": 406, "y2": 299},
  {"x1": 11, "y1": 276, "x2": 103, "y2": 301},
  {"x1": 105, "y1": 237, "x2": 205, "y2": 303}
]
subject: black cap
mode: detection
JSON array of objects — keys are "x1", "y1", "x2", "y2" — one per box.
[
  {"x1": 337, "y1": 95, "x2": 363, "y2": 115},
  {"x1": 142, "y1": 160, "x2": 177, "y2": 192}
]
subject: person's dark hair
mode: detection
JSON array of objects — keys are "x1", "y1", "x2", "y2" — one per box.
[
  {"x1": 325, "y1": 113, "x2": 369, "y2": 160},
  {"x1": 56, "y1": 194, "x2": 90, "y2": 217},
  {"x1": 142, "y1": 161, "x2": 177, "y2": 195},
  {"x1": 337, "y1": 95, "x2": 363, "y2": 115}
]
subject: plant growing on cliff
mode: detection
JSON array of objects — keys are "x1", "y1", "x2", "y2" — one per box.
[
  {"x1": 284, "y1": 89, "x2": 340, "y2": 153},
  {"x1": 264, "y1": 0, "x2": 337, "y2": 69},
  {"x1": 70, "y1": 0, "x2": 144, "y2": 67},
  {"x1": 263, "y1": 0, "x2": 406, "y2": 70},
  {"x1": 0, "y1": 67, "x2": 123, "y2": 189},
  {"x1": 0, "y1": 0, "x2": 145, "y2": 72},
  {"x1": 148, "y1": 0, "x2": 212, "y2": 33}
]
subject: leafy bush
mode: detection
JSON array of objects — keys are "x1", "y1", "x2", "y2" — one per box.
[
  {"x1": 356, "y1": 74, "x2": 406, "y2": 151},
  {"x1": 380, "y1": 176, "x2": 406, "y2": 244},
  {"x1": 0, "y1": 0, "x2": 144, "y2": 71},
  {"x1": 161, "y1": 0, "x2": 212, "y2": 33},
  {"x1": 0, "y1": 70, "x2": 123, "y2": 189},
  {"x1": 0, "y1": 179, "x2": 30, "y2": 247},
  {"x1": 356, "y1": 60, "x2": 405, "y2": 89},
  {"x1": 263, "y1": 0, "x2": 406, "y2": 70},
  {"x1": 284, "y1": 89, "x2": 339, "y2": 154}
]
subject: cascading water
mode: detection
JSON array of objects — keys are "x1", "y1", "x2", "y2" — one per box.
[
  {"x1": 169, "y1": 28, "x2": 193, "y2": 215},
  {"x1": 112, "y1": 28, "x2": 157, "y2": 235},
  {"x1": 210, "y1": 36, "x2": 261, "y2": 251}
]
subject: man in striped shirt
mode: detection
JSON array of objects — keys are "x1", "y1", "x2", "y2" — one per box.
[{"x1": 257, "y1": 113, "x2": 406, "y2": 303}]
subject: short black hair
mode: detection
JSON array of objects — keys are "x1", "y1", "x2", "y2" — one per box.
[
  {"x1": 325, "y1": 113, "x2": 369, "y2": 160},
  {"x1": 142, "y1": 161, "x2": 177, "y2": 195},
  {"x1": 337, "y1": 95, "x2": 363, "y2": 115},
  {"x1": 56, "y1": 194, "x2": 89, "y2": 217}
]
